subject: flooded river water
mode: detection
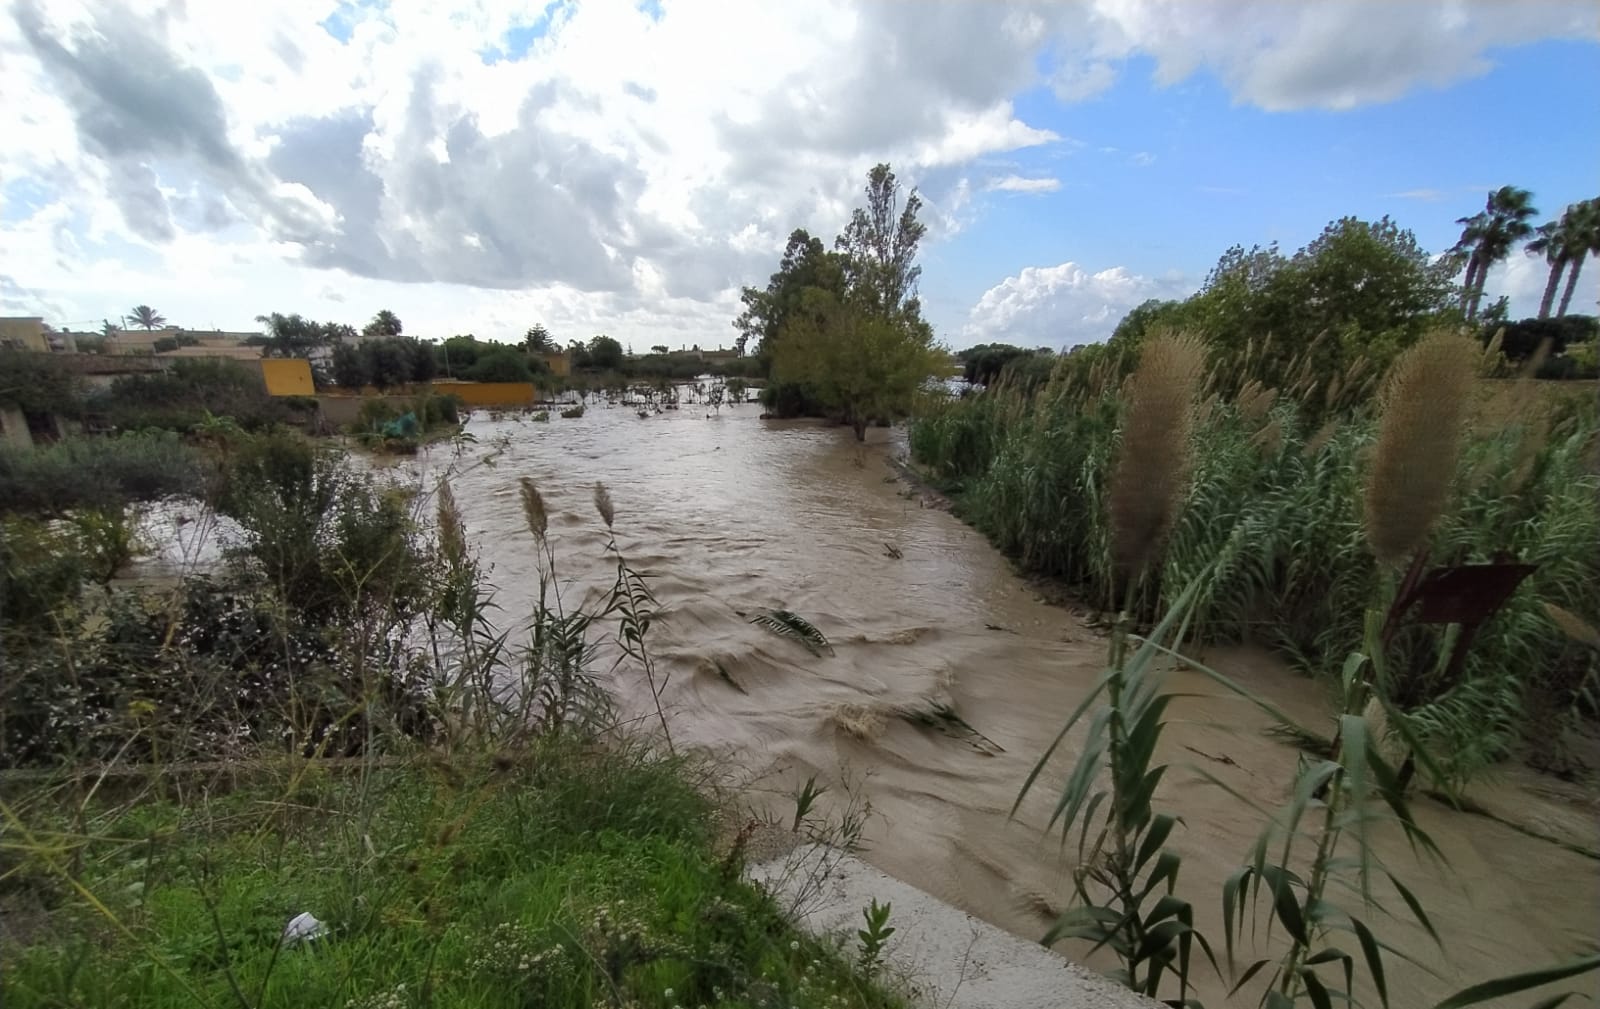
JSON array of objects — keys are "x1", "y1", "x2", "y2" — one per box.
[{"x1": 147, "y1": 400, "x2": 1600, "y2": 1006}]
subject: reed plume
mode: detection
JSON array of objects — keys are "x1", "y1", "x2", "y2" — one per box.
[
  {"x1": 437, "y1": 480, "x2": 466, "y2": 565},
  {"x1": 593, "y1": 481, "x2": 615, "y2": 529},
  {"x1": 518, "y1": 476, "x2": 548, "y2": 541},
  {"x1": 1363, "y1": 330, "x2": 1475, "y2": 566},
  {"x1": 1108, "y1": 331, "x2": 1205, "y2": 579},
  {"x1": 1303, "y1": 418, "x2": 1340, "y2": 458}
]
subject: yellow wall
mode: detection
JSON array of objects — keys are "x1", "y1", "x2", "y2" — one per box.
[
  {"x1": 260, "y1": 358, "x2": 315, "y2": 396},
  {"x1": 440, "y1": 381, "x2": 537, "y2": 407}
]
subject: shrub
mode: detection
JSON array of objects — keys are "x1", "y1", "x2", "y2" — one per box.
[
  {"x1": 91, "y1": 358, "x2": 310, "y2": 432},
  {"x1": 0, "y1": 431, "x2": 204, "y2": 515},
  {"x1": 759, "y1": 380, "x2": 823, "y2": 418},
  {"x1": 1487, "y1": 315, "x2": 1598, "y2": 362},
  {"x1": 466, "y1": 348, "x2": 536, "y2": 383},
  {"x1": 0, "y1": 350, "x2": 83, "y2": 415},
  {"x1": 214, "y1": 431, "x2": 431, "y2": 626},
  {"x1": 2, "y1": 572, "x2": 434, "y2": 766},
  {"x1": 0, "y1": 515, "x2": 90, "y2": 632}
]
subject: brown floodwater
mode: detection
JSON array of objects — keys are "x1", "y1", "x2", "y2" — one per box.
[{"x1": 187, "y1": 399, "x2": 1600, "y2": 1006}]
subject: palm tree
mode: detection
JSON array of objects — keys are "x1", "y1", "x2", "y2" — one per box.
[
  {"x1": 1526, "y1": 220, "x2": 1566, "y2": 319},
  {"x1": 1452, "y1": 186, "x2": 1538, "y2": 322},
  {"x1": 129, "y1": 305, "x2": 166, "y2": 331},
  {"x1": 1556, "y1": 198, "x2": 1600, "y2": 318},
  {"x1": 364, "y1": 309, "x2": 403, "y2": 337}
]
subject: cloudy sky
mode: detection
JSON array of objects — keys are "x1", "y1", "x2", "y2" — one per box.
[{"x1": 2, "y1": 1, "x2": 1597, "y2": 351}]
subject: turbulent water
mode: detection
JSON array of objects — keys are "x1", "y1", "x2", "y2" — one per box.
[{"x1": 142, "y1": 400, "x2": 1600, "y2": 1006}]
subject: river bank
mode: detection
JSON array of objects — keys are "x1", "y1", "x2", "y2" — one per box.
[
  {"x1": 380, "y1": 406, "x2": 1598, "y2": 1009},
  {"x1": 11, "y1": 404, "x2": 1595, "y2": 1007}
]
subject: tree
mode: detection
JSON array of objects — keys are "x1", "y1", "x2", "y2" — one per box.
[
  {"x1": 733, "y1": 229, "x2": 848, "y2": 357},
  {"x1": 587, "y1": 335, "x2": 624, "y2": 371},
  {"x1": 362, "y1": 338, "x2": 413, "y2": 390},
  {"x1": 129, "y1": 305, "x2": 166, "y2": 331},
  {"x1": 770, "y1": 291, "x2": 944, "y2": 441},
  {"x1": 650, "y1": 344, "x2": 670, "y2": 355},
  {"x1": 524, "y1": 324, "x2": 555, "y2": 354},
  {"x1": 1452, "y1": 186, "x2": 1538, "y2": 322},
  {"x1": 1177, "y1": 217, "x2": 1456, "y2": 392},
  {"x1": 1526, "y1": 219, "x2": 1567, "y2": 320},
  {"x1": 101, "y1": 319, "x2": 119, "y2": 338},
  {"x1": 958, "y1": 343, "x2": 1031, "y2": 385},
  {"x1": 363, "y1": 310, "x2": 403, "y2": 338},
  {"x1": 331, "y1": 342, "x2": 370, "y2": 388},
  {"x1": 1556, "y1": 199, "x2": 1600, "y2": 317},
  {"x1": 256, "y1": 313, "x2": 342, "y2": 359},
  {"x1": 465, "y1": 348, "x2": 534, "y2": 383},
  {"x1": 407, "y1": 337, "x2": 438, "y2": 383},
  {"x1": 835, "y1": 163, "x2": 928, "y2": 330},
  {"x1": 1108, "y1": 299, "x2": 1183, "y2": 350}
]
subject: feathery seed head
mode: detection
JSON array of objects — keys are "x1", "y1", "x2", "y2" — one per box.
[
  {"x1": 1303, "y1": 418, "x2": 1340, "y2": 458},
  {"x1": 1252, "y1": 416, "x2": 1284, "y2": 458},
  {"x1": 518, "y1": 477, "x2": 548, "y2": 541},
  {"x1": 437, "y1": 481, "x2": 466, "y2": 565},
  {"x1": 593, "y1": 481, "x2": 615, "y2": 528},
  {"x1": 1108, "y1": 331, "x2": 1205, "y2": 579},
  {"x1": 1363, "y1": 330, "x2": 1475, "y2": 566}
]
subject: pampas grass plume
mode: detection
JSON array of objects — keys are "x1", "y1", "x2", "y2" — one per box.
[
  {"x1": 1363, "y1": 330, "x2": 1474, "y2": 565},
  {"x1": 1108, "y1": 331, "x2": 1205, "y2": 579}
]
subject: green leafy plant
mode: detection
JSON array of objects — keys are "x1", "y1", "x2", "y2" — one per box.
[{"x1": 857, "y1": 899, "x2": 895, "y2": 972}]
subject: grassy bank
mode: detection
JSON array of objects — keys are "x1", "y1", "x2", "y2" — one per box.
[
  {"x1": 910, "y1": 348, "x2": 1600, "y2": 783},
  {"x1": 2, "y1": 740, "x2": 899, "y2": 1009}
]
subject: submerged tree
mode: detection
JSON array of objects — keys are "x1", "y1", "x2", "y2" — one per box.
[
  {"x1": 836, "y1": 162, "x2": 929, "y2": 331},
  {"x1": 770, "y1": 291, "x2": 943, "y2": 441},
  {"x1": 733, "y1": 228, "x2": 848, "y2": 357}
]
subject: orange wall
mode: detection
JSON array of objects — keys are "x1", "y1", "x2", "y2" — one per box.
[
  {"x1": 260, "y1": 358, "x2": 315, "y2": 396},
  {"x1": 437, "y1": 381, "x2": 537, "y2": 407}
]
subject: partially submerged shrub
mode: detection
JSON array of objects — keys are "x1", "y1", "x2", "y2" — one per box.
[{"x1": 0, "y1": 431, "x2": 203, "y2": 515}]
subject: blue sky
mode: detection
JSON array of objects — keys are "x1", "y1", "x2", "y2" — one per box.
[
  {"x1": 924, "y1": 39, "x2": 1600, "y2": 339},
  {"x1": 1, "y1": 1, "x2": 1596, "y2": 349}
]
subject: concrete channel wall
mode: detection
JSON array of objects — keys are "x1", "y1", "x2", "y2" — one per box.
[{"x1": 749, "y1": 844, "x2": 1160, "y2": 1009}]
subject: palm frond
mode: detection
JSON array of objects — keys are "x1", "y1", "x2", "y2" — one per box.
[{"x1": 750, "y1": 608, "x2": 833, "y2": 656}]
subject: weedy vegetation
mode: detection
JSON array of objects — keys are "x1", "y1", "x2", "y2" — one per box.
[{"x1": 0, "y1": 428, "x2": 905, "y2": 1009}]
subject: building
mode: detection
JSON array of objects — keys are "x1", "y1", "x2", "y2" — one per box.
[
  {"x1": 106, "y1": 328, "x2": 259, "y2": 355},
  {"x1": 541, "y1": 350, "x2": 572, "y2": 377},
  {"x1": 0, "y1": 317, "x2": 48, "y2": 352}
]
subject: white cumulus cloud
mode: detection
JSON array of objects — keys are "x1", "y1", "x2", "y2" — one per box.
[
  {"x1": 0, "y1": 0, "x2": 1592, "y2": 345},
  {"x1": 964, "y1": 262, "x2": 1197, "y2": 350},
  {"x1": 988, "y1": 175, "x2": 1061, "y2": 194}
]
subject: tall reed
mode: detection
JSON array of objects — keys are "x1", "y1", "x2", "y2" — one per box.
[
  {"x1": 915, "y1": 335, "x2": 1599, "y2": 780},
  {"x1": 1016, "y1": 332, "x2": 1213, "y2": 1003}
]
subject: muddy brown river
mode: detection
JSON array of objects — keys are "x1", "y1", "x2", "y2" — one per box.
[{"x1": 146, "y1": 399, "x2": 1600, "y2": 1006}]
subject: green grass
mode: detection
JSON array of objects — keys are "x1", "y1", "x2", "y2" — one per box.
[{"x1": 2, "y1": 739, "x2": 902, "y2": 1009}]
